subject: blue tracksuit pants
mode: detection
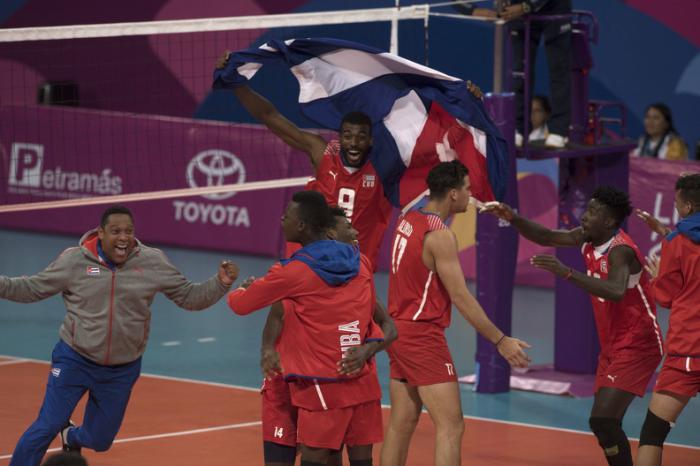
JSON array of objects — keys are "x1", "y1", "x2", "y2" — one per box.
[{"x1": 10, "y1": 340, "x2": 141, "y2": 466}]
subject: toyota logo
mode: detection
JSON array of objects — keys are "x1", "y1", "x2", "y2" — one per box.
[{"x1": 186, "y1": 150, "x2": 246, "y2": 200}]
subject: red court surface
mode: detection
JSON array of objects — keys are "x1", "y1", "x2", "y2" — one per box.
[{"x1": 1, "y1": 358, "x2": 698, "y2": 465}]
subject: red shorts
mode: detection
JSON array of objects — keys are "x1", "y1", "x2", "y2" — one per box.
[
  {"x1": 261, "y1": 375, "x2": 298, "y2": 447},
  {"x1": 297, "y1": 400, "x2": 383, "y2": 450},
  {"x1": 595, "y1": 351, "x2": 662, "y2": 397},
  {"x1": 654, "y1": 360, "x2": 700, "y2": 397},
  {"x1": 387, "y1": 320, "x2": 457, "y2": 386}
]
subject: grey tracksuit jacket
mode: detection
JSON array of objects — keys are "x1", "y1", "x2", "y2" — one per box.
[{"x1": 0, "y1": 229, "x2": 230, "y2": 365}]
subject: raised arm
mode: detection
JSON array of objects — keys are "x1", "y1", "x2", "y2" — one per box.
[
  {"x1": 158, "y1": 254, "x2": 233, "y2": 311},
  {"x1": 227, "y1": 263, "x2": 307, "y2": 315},
  {"x1": 483, "y1": 202, "x2": 584, "y2": 247},
  {"x1": 214, "y1": 51, "x2": 327, "y2": 168},
  {"x1": 231, "y1": 85, "x2": 328, "y2": 168},
  {"x1": 426, "y1": 229, "x2": 531, "y2": 368},
  {"x1": 0, "y1": 250, "x2": 73, "y2": 303},
  {"x1": 530, "y1": 246, "x2": 638, "y2": 302}
]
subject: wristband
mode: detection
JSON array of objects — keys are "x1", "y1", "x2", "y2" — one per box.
[{"x1": 495, "y1": 334, "x2": 506, "y2": 347}]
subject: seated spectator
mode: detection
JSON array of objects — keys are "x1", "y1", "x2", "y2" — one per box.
[
  {"x1": 529, "y1": 95, "x2": 551, "y2": 142},
  {"x1": 632, "y1": 103, "x2": 688, "y2": 160}
]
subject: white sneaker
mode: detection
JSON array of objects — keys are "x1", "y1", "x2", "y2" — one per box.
[
  {"x1": 544, "y1": 133, "x2": 568, "y2": 148},
  {"x1": 515, "y1": 132, "x2": 523, "y2": 147}
]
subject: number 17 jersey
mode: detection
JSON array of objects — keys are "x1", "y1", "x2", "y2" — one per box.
[{"x1": 388, "y1": 210, "x2": 452, "y2": 328}]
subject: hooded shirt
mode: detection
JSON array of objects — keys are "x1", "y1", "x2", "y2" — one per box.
[
  {"x1": 656, "y1": 211, "x2": 700, "y2": 370},
  {"x1": 0, "y1": 229, "x2": 230, "y2": 365},
  {"x1": 227, "y1": 240, "x2": 380, "y2": 409}
]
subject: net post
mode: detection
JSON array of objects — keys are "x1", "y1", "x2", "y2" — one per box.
[
  {"x1": 390, "y1": 0, "x2": 400, "y2": 55},
  {"x1": 474, "y1": 93, "x2": 518, "y2": 393}
]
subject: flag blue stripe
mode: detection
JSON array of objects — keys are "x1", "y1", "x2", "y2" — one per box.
[{"x1": 212, "y1": 38, "x2": 509, "y2": 204}]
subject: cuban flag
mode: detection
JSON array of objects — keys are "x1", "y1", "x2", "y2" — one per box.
[{"x1": 213, "y1": 38, "x2": 508, "y2": 207}]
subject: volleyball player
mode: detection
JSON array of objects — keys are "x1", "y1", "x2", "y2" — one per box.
[
  {"x1": 228, "y1": 191, "x2": 383, "y2": 466},
  {"x1": 635, "y1": 174, "x2": 700, "y2": 466},
  {"x1": 484, "y1": 186, "x2": 664, "y2": 466},
  {"x1": 381, "y1": 161, "x2": 531, "y2": 466}
]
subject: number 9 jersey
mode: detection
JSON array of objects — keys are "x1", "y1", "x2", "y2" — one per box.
[
  {"x1": 388, "y1": 210, "x2": 452, "y2": 328},
  {"x1": 306, "y1": 140, "x2": 392, "y2": 271}
]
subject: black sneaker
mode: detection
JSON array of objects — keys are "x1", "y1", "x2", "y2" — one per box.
[{"x1": 60, "y1": 421, "x2": 81, "y2": 453}]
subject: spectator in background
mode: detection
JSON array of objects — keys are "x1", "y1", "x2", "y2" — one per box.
[
  {"x1": 632, "y1": 103, "x2": 688, "y2": 160},
  {"x1": 529, "y1": 95, "x2": 551, "y2": 141},
  {"x1": 453, "y1": 1, "x2": 572, "y2": 149}
]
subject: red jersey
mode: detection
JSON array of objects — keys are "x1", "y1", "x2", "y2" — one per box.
[
  {"x1": 654, "y1": 222, "x2": 700, "y2": 371},
  {"x1": 581, "y1": 230, "x2": 664, "y2": 356},
  {"x1": 307, "y1": 140, "x2": 392, "y2": 270},
  {"x1": 228, "y1": 252, "x2": 377, "y2": 382},
  {"x1": 388, "y1": 210, "x2": 452, "y2": 328}
]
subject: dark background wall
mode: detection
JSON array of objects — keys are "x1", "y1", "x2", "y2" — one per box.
[{"x1": 1, "y1": 0, "x2": 697, "y2": 155}]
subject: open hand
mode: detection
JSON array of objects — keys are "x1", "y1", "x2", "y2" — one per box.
[
  {"x1": 635, "y1": 208, "x2": 671, "y2": 237},
  {"x1": 337, "y1": 345, "x2": 372, "y2": 376},
  {"x1": 479, "y1": 201, "x2": 515, "y2": 221},
  {"x1": 499, "y1": 4, "x2": 526, "y2": 21},
  {"x1": 260, "y1": 347, "x2": 282, "y2": 379},
  {"x1": 472, "y1": 8, "x2": 498, "y2": 19},
  {"x1": 467, "y1": 80, "x2": 484, "y2": 100},
  {"x1": 240, "y1": 276, "x2": 255, "y2": 289},
  {"x1": 215, "y1": 50, "x2": 231, "y2": 69},
  {"x1": 645, "y1": 254, "x2": 660, "y2": 278},
  {"x1": 530, "y1": 254, "x2": 568, "y2": 277},
  {"x1": 497, "y1": 336, "x2": 531, "y2": 368}
]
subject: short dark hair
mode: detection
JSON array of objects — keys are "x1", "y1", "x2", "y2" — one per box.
[
  {"x1": 340, "y1": 111, "x2": 372, "y2": 134},
  {"x1": 42, "y1": 452, "x2": 89, "y2": 466},
  {"x1": 675, "y1": 173, "x2": 700, "y2": 208},
  {"x1": 100, "y1": 205, "x2": 133, "y2": 228},
  {"x1": 533, "y1": 95, "x2": 551, "y2": 115},
  {"x1": 591, "y1": 186, "x2": 632, "y2": 227},
  {"x1": 329, "y1": 206, "x2": 347, "y2": 219},
  {"x1": 291, "y1": 190, "x2": 333, "y2": 235},
  {"x1": 427, "y1": 160, "x2": 469, "y2": 199}
]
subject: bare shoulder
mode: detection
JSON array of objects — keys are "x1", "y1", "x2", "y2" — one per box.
[{"x1": 424, "y1": 229, "x2": 457, "y2": 256}]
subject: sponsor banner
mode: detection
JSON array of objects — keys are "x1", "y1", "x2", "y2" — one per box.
[{"x1": 0, "y1": 105, "x2": 311, "y2": 256}]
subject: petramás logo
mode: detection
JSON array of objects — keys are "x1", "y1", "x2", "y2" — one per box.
[
  {"x1": 185, "y1": 149, "x2": 246, "y2": 200},
  {"x1": 7, "y1": 142, "x2": 122, "y2": 197},
  {"x1": 173, "y1": 149, "x2": 250, "y2": 228}
]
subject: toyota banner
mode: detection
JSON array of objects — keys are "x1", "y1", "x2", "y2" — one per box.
[{"x1": 0, "y1": 105, "x2": 312, "y2": 257}]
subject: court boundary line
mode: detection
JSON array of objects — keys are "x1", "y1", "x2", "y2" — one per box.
[
  {"x1": 0, "y1": 421, "x2": 262, "y2": 460},
  {"x1": 2, "y1": 354, "x2": 699, "y2": 452}
]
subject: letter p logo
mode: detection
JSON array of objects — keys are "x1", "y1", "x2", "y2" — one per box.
[{"x1": 9, "y1": 143, "x2": 44, "y2": 187}]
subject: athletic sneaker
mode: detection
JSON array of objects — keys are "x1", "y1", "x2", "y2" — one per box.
[
  {"x1": 60, "y1": 421, "x2": 81, "y2": 453},
  {"x1": 515, "y1": 131, "x2": 523, "y2": 147},
  {"x1": 545, "y1": 133, "x2": 568, "y2": 148}
]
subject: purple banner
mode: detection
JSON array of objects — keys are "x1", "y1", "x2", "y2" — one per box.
[
  {"x1": 378, "y1": 157, "x2": 699, "y2": 285},
  {"x1": 628, "y1": 156, "x2": 700, "y2": 257},
  {"x1": 0, "y1": 105, "x2": 311, "y2": 256}
]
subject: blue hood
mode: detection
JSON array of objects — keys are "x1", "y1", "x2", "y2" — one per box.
[
  {"x1": 282, "y1": 240, "x2": 360, "y2": 286},
  {"x1": 668, "y1": 211, "x2": 700, "y2": 244}
]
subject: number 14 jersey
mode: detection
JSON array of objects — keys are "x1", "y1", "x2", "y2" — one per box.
[{"x1": 388, "y1": 210, "x2": 452, "y2": 328}]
